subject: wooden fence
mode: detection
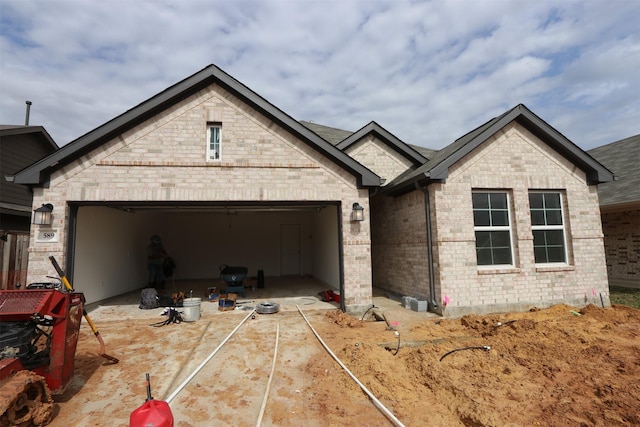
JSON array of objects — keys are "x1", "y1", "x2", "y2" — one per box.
[{"x1": 0, "y1": 232, "x2": 30, "y2": 289}]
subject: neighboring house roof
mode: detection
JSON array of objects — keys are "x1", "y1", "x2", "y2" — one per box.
[
  {"x1": 385, "y1": 104, "x2": 615, "y2": 196},
  {"x1": 0, "y1": 125, "x2": 58, "y2": 150},
  {"x1": 588, "y1": 133, "x2": 640, "y2": 209},
  {"x1": 13, "y1": 65, "x2": 381, "y2": 188},
  {"x1": 0, "y1": 125, "x2": 58, "y2": 221}
]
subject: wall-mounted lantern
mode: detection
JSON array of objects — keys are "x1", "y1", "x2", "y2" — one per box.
[
  {"x1": 32, "y1": 203, "x2": 54, "y2": 225},
  {"x1": 351, "y1": 202, "x2": 364, "y2": 222}
]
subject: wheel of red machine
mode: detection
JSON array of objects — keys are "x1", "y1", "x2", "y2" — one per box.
[
  {"x1": 255, "y1": 302, "x2": 280, "y2": 314},
  {"x1": 0, "y1": 370, "x2": 53, "y2": 426}
]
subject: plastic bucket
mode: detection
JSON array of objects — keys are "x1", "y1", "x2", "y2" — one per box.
[{"x1": 182, "y1": 298, "x2": 201, "y2": 322}]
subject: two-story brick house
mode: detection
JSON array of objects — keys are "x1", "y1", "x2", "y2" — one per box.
[{"x1": 14, "y1": 64, "x2": 613, "y2": 316}]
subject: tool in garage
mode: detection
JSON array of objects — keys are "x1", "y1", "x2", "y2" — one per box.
[{"x1": 49, "y1": 256, "x2": 119, "y2": 364}]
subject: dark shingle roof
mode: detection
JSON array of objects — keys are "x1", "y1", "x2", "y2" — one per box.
[
  {"x1": 385, "y1": 104, "x2": 615, "y2": 196},
  {"x1": 588, "y1": 134, "x2": 640, "y2": 208},
  {"x1": 299, "y1": 121, "x2": 353, "y2": 145},
  {"x1": 408, "y1": 144, "x2": 437, "y2": 159}
]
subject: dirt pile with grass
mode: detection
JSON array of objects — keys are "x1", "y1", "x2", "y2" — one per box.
[{"x1": 314, "y1": 304, "x2": 640, "y2": 426}]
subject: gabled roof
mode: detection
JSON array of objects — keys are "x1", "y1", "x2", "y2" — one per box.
[
  {"x1": 588, "y1": 133, "x2": 640, "y2": 208},
  {"x1": 385, "y1": 104, "x2": 615, "y2": 196},
  {"x1": 0, "y1": 125, "x2": 58, "y2": 151},
  {"x1": 336, "y1": 121, "x2": 428, "y2": 166},
  {"x1": 13, "y1": 65, "x2": 381, "y2": 187}
]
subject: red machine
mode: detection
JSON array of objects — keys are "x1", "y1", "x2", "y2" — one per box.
[{"x1": 0, "y1": 288, "x2": 85, "y2": 426}]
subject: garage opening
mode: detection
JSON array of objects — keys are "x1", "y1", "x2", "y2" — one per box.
[{"x1": 67, "y1": 202, "x2": 343, "y2": 305}]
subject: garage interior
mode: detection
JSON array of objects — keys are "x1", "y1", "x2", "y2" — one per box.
[{"x1": 68, "y1": 202, "x2": 343, "y2": 305}]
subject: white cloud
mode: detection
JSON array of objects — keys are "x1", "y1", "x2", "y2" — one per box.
[{"x1": 0, "y1": 0, "x2": 638, "y2": 150}]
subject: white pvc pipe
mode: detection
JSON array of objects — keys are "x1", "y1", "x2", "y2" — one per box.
[
  {"x1": 297, "y1": 305, "x2": 406, "y2": 427},
  {"x1": 165, "y1": 309, "x2": 256, "y2": 404},
  {"x1": 255, "y1": 322, "x2": 279, "y2": 427}
]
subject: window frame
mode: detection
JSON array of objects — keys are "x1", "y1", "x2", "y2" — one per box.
[
  {"x1": 472, "y1": 190, "x2": 516, "y2": 268},
  {"x1": 529, "y1": 191, "x2": 569, "y2": 265},
  {"x1": 206, "y1": 123, "x2": 222, "y2": 161}
]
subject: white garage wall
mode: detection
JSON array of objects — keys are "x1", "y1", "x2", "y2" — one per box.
[
  {"x1": 74, "y1": 207, "x2": 156, "y2": 303},
  {"x1": 163, "y1": 210, "x2": 313, "y2": 280},
  {"x1": 311, "y1": 205, "x2": 340, "y2": 288}
]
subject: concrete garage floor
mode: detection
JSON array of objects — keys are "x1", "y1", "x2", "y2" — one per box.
[
  {"x1": 48, "y1": 277, "x2": 433, "y2": 426},
  {"x1": 86, "y1": 275, "x2": 343, "y2": 316}
]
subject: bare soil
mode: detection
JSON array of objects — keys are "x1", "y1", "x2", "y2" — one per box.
[
  {"x1": 313, "y1": 304, "x2": 640, "y2": 426},
  {"x1": 49, "y1": 302, "x2": 639, "y2": 426}
]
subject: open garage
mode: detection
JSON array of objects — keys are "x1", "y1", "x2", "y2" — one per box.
[{"x1": 70, "y1": 202, "x2": 342, "y2": 304}]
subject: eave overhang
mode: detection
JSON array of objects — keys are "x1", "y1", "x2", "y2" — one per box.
[
  {"x1": 14, "y1": 65, "x2": 380, "y2": 188},
  {"x1": 383, "y1": 104, "x2": 614, "y2": 197}
]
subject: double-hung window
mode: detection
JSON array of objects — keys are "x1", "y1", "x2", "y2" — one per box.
[
  {"x1": 207, "y1": 124, "x2": 221, "y2": 161},
  {"x1": 529, "y1": 192, "x2": 567, "y2": 264},
  {"x1": 473, "y1": 192, "x2": 514, "y2": 266}
]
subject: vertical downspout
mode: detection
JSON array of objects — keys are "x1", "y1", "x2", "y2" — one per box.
[{"x1": 416, "y1": 183, "x2": 438, "y2": 312}]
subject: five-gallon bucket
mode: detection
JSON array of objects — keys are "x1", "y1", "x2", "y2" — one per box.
[{"x1": 182, "y1": 297, "x2": 201, "y2": 322}]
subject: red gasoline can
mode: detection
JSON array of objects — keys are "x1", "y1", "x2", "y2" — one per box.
[
  {"x1": 130, "y1": 399, "x2": 174, "y2": 427},
  {"x1": 130, "y1": 373, "x2": 174, "y2": 427}
]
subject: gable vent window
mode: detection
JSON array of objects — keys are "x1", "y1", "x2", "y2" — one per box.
[
  {"x1": 473, "y1": 191, "x2": 514, "y2": 266},
  {"x1": 207, "y1": 123, "x2": 221, "y2": 161},
  {"x1": 529, "y1": 192, "x2": 567, "y2": 264}
]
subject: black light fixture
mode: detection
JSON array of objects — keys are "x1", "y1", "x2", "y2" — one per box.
[
  {"x1": 33, "y1": 203, "x2": 54, "y2": 225},
  {"x1": 351, "y1": 202, "x2": 364, "y2": 222}
]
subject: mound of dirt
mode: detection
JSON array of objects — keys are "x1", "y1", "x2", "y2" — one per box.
[{"x1": 315, "y1": 304, "x2": 640, "y2": 426}]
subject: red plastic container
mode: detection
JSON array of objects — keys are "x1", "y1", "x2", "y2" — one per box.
[
  {"x1": 130, "y1": 399, "x2": 174, "y2": 427},
  {"x1": 130, "y1": 373, "x2": 174, "y2": 427}
]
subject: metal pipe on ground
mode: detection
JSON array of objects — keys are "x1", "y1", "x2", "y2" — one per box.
[
  {"x1": 297, "y1": 305, "x2": 406, "y2": 427},
  {"x1": 164, "y1": 309, "x2": 256, "y2": 404}
]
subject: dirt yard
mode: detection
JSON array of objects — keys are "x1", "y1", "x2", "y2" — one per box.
[
  {"x1": 49, "y1": 301, "x2": 639, "y2": 426},
  {"x1": 313, "y1": 304, "x2": 640, "y2": 426}
]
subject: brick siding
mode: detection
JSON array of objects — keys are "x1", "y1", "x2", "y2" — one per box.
[
  {"x1": 344, "y1": 136, "x2": 414, "y2": 184},
  {"x1": 601, "y1": 209, "x2": 640, "y2": 282},
  {"x1": 27, "y1": 83, "x2": 373, "y2": 308}
]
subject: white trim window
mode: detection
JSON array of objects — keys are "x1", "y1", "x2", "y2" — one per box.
[
  {"x1": 207, "y1": 124, "x2": 221, "y2": 161},
  {"x1": 472, "y1": 191, "x2": 514, "y2": 266},
  {"x1": 529, "y1": 192, "x2": 567, "y2": 264}
]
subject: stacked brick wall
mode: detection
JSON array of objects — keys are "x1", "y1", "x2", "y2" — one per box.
[
  {"x1": 601, "y1": 209, "x2": 640, "y2": 282},
  {"x1": 27, "y1": 83, "x2": 372, "y2": 308},
  {"x1": 371, "y1": 190, "x2": 431, "y2": 299}
]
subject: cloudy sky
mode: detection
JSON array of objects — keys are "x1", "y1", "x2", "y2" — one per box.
[{"x1": 1, "y1": 0, "x2": 638, "y2": 151}]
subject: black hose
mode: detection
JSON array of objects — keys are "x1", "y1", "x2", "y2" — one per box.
[
  {"x1": 361, "y1": 304, "x2": 377, "y2": 321},
  {"x1": 439, "y1": 345, "x2": 490, "y2": 362}
]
